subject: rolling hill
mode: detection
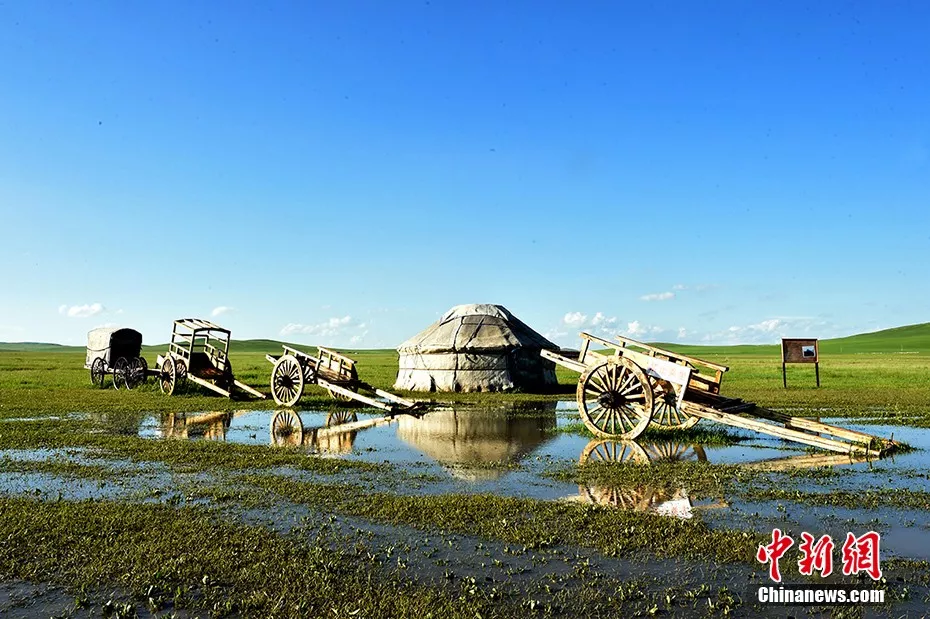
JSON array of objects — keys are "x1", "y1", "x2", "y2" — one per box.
[{"x1": 2, "y1": 323, "x2": 929, "y2": 355}]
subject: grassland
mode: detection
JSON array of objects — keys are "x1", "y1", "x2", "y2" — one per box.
[{"x1": 2, "y1": 324, "x2": 930, "y2": 616}]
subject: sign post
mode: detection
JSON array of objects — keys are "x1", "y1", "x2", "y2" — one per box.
[{"x1": 781, "y1": 338, "x2": 820, "y2": 387}]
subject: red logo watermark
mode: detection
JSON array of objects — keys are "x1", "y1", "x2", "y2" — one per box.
[{"x1": 757, "y1": 530, "x2": 882, "y2": 582}]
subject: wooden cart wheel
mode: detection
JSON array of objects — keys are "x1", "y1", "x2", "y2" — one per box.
[
  {"x1": 159, "y1": 357, "x2": 176, "y2": 395},
  {"x1": 175, "y1": 359, "x2": 188, "y2": 384},
  {"x1": 649, "y1": 379, "x2": 700, "y2": 431},
  {"x1": 326, "y1": 410, "x2": 358, "y2": 426},
  {"x1": 642, "y1": 441, "x2": 707, "y2": 463},
  {"x1": 271, "y1": 355, "x2": 304, "y2": 407},
  {"x1": 270, "y1": 410, "x2": 304, "y2": 447},
  {"x1": 576, "y1": 357, "x2": 654, "y2": 440},
  {"x1": 127, "y1": 357, "x2": 148, "y2": 389},
  {"x1": 328, "y1": 384, "x2": 357, "y2": 402},
  {"x1": 301, "y1": 362, "x2": 316, "y2": 385},
  {"x1": 112, "y1": 357, "x2": 130, "y2": 390},
  {"x1": 579, "y1": 439, "x2": 649, "y2": 465},
  {"x1": 90, "y1": 358, "x2": 106, "y2": 388}
]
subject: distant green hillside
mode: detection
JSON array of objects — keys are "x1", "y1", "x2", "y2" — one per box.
[
  {"x1": 0, "y1": 342, "x2": 82, "y2": 352},
  {"x1": 656, "y1": 322, "x2": 930, "y2": 358},
  {"x1": 3, "y1": 322, "x2": 929, "y2": 356}
]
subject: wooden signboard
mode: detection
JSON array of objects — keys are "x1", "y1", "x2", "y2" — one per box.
[{"x1": 781, "y1": 338, "x2": 819, "y2": 387}]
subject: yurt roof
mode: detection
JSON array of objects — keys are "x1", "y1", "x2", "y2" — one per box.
[{"x1": 397, "y1": 304, "x2": 557, "y2": 354}]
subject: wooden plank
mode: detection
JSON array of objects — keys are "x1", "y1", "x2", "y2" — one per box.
[
  {"x1": 187, "y1": 374, "x2": 231, "y2": 398},
  {"x1": 681, "y1": 401, "x2": 880, "y2": 456},
  {"x1": 374, "y1": 388, "x2": 417, "y2": 408},
  {"x1": 317, "y1": 379, "x2": 393, "y2": 411},
  {"x1": 541, "y1": 349, "x2": 587, "y2": 373},
  {"x1": 744, "y1": 452, "x2": 871, "y2": 472},
  {"x1": 620, "y1": 348, "x2": 692, "y2": 407},
  {"x1": 314, "y1": 415, "x2": 395, "y2": 438},
  {"x1": 614, "y1": 334, "x2": 730, "y2": 372},
  {"x1": 750, "y1": 408, "x2": 878, "y2": 445},
  {"x1": 234, "y1": 380, "x2": 266, "y2": 399},
  {"x1": 577, "y1": 337, "x2": 591, "y2": 365},
  {"x1": 265, "y1": 354, "x2": 280, "y2": 364}
]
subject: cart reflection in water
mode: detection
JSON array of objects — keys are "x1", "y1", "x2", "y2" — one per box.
[
  {"x1": 157, "y1": 411, "x2": 241, "y2": 441},
  {"x1": 573, "y1": 438, "x2": 871, "y2": 519},
  {"x1": 269, "y1": 402, "x2": 557, "y2": 476},
  {"x1": 270, "y1": 410, "x2": 372, "y2": 455}
]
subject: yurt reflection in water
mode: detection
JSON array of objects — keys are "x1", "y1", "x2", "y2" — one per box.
[{"x1": 396, "y1": 402, "x2": 558, "y2": 480}]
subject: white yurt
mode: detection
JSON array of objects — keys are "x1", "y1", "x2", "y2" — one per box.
[{"x1": 393, "y1": 304, "x2": 559, "y2": 392}]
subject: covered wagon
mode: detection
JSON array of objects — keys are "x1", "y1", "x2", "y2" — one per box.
[{"x1": 85, "y1": 327, "x2": 148, "y2": 390}]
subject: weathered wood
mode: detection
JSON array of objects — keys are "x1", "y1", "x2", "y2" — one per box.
[
  {"x1": 374, "y1": 388, "x2": 417, "y2": 408},
  {"x1": 680, "y1": 401, "x2": 882, "y2": 457},
  {"x1": 750, "y1": 408, "x2": 878, "y2": 444},
  {"x1": 318, "y1": 379, "x2": 393, "y2": 411},
  {"x1": 744, "y1": 452, "x2": 870, "y2": 472},
  {"x1": 621, "y1": 349, "x2": 692, "y2": 408},
  {"x1": 541, "y1": 348, "x2": 587, "y2": 373},
  {"x1": 614, "y1": 334, "x2": 730, "y2": 373},
  {"x1": 187, "y1": 374, "x2": 231, "y2": 398},
  {"x1": 234, "y1": 380, "x2": 266, "y2": 399}
]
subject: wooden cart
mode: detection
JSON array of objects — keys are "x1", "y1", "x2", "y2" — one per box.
[
  {"x1": 85, "y1": 327, "x2": 149, "y2": 390},
  {"x1": 266, "y1": 345, "x2": 421, "y2": 412},
  {"x1": 543, "y1": 332, "x2": 897, "y2": 457},
  {"x1": 156, "y1": 319, "x2": 265, "y2": 399}
]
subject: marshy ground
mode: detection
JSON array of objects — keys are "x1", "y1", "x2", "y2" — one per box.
[{"x1": 2, "y1": 345, "x2": 930, "y2": 617}]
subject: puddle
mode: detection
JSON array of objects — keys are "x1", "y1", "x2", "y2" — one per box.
[{"x1": 11, "y1": 402, "x2": 930, "y2": 561}]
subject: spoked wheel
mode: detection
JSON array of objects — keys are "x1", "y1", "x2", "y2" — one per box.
[
  {"x1": 326, "y1": 410, "x2": 358, "y2": 427},
  {"x1": 328, "y1": 384, "x2": 357, "y2": 402},
  {"x1": 175, "y1": 359, "x2": 188, "y2": 384},
  {"x1": 642, "y1": 441, "x2": 708, "y2": 464},
  {"x1": 160, "y1": 358, "x2": 176, "y2": 395},
  {"x1": 270, "y1": 410, "x2": 304, "y2": 447},
  {"x1": 271, "y1": 355, "x2": 304, "y2": 407},
  {"x1": 649, "y1": 379, "x2": 700, "y2": 431},
  {"x1": 127, "y1": 357, "x2": 148, "y2": 389},
  {"x1": 579, "y1": 439, "x2": 649, "y2": 465},
  {"x1": 576, "y1": 357, "x2": 654, "y2": 440},
  {"x1": 90, "y1": 358, "x2": 106, "y2": 388},
  {"x1": 580, "y1": 484, "x2": 654, "y2": 510},
  {"x1": 112, "y1": 357, "x2": 130, "y2": 390}
]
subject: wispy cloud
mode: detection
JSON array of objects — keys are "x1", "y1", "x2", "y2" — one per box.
[
  {"x1": 700, "y1": 316, "x2": 844, "y2": 345},
  {"x1": 639, "y1": 292, "x2": 675, "y2": 302},
  {"x1": 58, "y1": 303, "x2": 104, "y2": 318},
  {"x1": 281, "y1": 316, "x2": 369, "y2": 345},
  {"x1": 211, "y1": 306, "x2": 234, "y2": 317}
]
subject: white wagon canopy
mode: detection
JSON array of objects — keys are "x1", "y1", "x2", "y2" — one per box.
[{"x1": 394, "y1": 304, "x2": 559, "y2": 393}]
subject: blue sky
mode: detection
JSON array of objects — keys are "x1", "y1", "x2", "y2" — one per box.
[{"x1": 1, "y1": 1, "x2": 928, "y2": 348}]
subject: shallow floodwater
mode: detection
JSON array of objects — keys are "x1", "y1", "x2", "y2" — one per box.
[{"x1": 9, "y1": 401, "x2": 928, "y2": 561}]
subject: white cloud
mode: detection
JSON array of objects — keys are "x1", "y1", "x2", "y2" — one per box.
[
  {"x1": 58, "y1": 303, "x2": 104, "y2": 318},
  {"x1": 115, "y1": 309, "x2": 124, "y2": 315},
  {"x1": 280, "y1": 316, "x2": 369, "y2": 346},
  {"x1": 211, "y1": 306, "x2": 234, "y2": 317},
  {"x1": 677, "y1": 327, "x2": 687, "y2": 340},
  {"x1": 672, "y1": 284, "x2": 687, "y2": 291},
  {"x1": 640, "y1": 292, "x2": 675, "y2": 302},
  {"x1": 701, "y1": 316, "x2": 842, "y2": 345},
  {"x1": 563, "y1": 311, "x2": 588, "y2": 327},
  {"x1": 625, "y1": 320, "x2": 646, "y2": 337}
]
